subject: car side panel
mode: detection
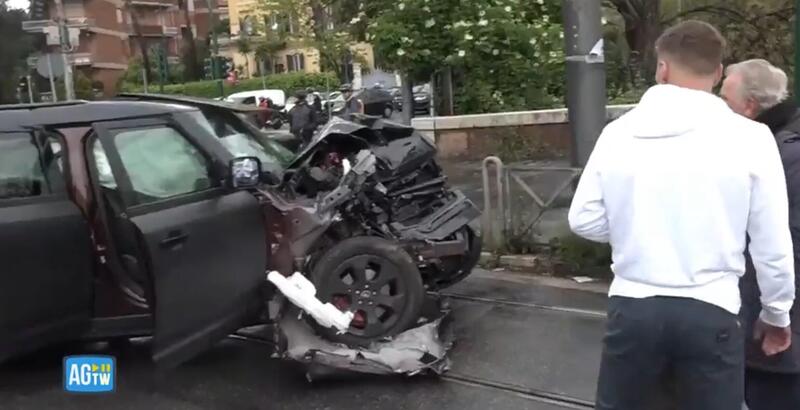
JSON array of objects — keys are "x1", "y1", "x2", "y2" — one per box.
[{"x1": 0, "y1": 198, "x2": 94, "y2": 362}]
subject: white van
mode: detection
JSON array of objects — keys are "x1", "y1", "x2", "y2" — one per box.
[{"x1": 225, "y1": 89, "x2": 287, "y2": 108}]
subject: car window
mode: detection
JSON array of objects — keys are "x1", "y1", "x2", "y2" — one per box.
[
  {"x1": 185, "y1": 110, "x2": 293, "y2": 172},
  {"x1": 93, "y1": 126, "x2": 213, "y2": 206},
  {"x1": 241, "y1": 97, "x2": 256, "y2": 105},
  {"x1": 0, "y1": 132, "x2": 65, "y2": 200}
]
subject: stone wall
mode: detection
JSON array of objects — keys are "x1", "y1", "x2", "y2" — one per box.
[{"x1": 412, "y1": 105, "x2": 636, "y2": 160}]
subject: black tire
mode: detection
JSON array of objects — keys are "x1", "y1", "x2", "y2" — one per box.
[
  {"x1": 431, "y1": 226, "x2": 483, "y2": 289},
  {"x1": 310, "y1": 236, "x2": 424, "y2": 346}
]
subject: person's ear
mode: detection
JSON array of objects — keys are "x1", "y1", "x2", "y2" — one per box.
[
  {"x1": 713, "y1": 63, "x2": 724, "y2": 87},
  {"x1": 655, "y1": 60, "x2": 668, "y2": 84}
]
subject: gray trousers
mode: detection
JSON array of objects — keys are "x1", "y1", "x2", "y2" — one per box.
[{"x1": 596, "y1": 296, "x2": 744, "y2": 410}]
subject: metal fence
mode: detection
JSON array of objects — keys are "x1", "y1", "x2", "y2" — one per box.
[{"x1": 481, "y1": 157, "x2": 583, "y2": 251}]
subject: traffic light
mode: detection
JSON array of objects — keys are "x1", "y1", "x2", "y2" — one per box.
[
  {"x1": 155, "y1": 45, "x2": 169, "y2": 83},
  {"x1": 203, "y1": 58, "x2": 213, "y2": 79},
  {"x1": 18, "y1": 77, "x2": 30, "y2": 102},
  {"x1": 221, "y1": 57, "x2": 234, "y2": 76}
]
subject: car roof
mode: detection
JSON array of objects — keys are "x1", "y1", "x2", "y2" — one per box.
[
  {"x1": 0, "y1": 100, "x2": 195, "y2": 132},
  {"x1": 226, "y1": 89, "x2": 286, "y2": 99},
  {"x1": 116, "y1": 93, "x2": 262, "y2": 113}
]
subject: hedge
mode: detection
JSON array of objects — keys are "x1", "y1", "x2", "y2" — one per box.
[{"x1": 119, "y1": 72, "x2": 340, "y2": 99}]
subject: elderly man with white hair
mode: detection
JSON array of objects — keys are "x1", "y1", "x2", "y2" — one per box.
[{"x1": 722, "y1": 59, "x2": 800, "y2": 410}]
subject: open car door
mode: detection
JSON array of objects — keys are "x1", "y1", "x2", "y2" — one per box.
[{"x1": 92, "y1": 117, "x2": 267, "y2": 367}]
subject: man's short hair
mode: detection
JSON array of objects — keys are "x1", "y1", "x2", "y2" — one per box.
[
  {"x1": 726, "y1": 59, "x2": 788, "y2": 112},
  {"x1": 655, "y1": 20, "x2": 727, "y2": 75}
]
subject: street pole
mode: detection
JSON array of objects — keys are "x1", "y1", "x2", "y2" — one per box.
[
  {"x1": 46, "y1": 53, "x2": 58, "y2": 102},
  {"x1": 795, "y1": 0, "x2": 800, "y2": 101},
  {"x1": 562, "y1": 0, "x2": 606, "y2": 168},
  {"x1": 26, "y1": 75, "x2": 34, "y2": 103},
  {"x1": 206, "y1": 0, "x2": 223, "y2": 97},
  {"x1": 53, "y1": 0, "x2": 75, "y2": 100}
]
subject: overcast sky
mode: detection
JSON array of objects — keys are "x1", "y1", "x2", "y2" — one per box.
[{"x1": 8, "y1": 0, "x2": 30, "y2": 11}]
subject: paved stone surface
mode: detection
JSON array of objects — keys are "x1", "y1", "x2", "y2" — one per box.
[
  {"x1": 0, "y1": 271, "x2": 618, "y2": 410},
  {"x1": 448, "y1": 298, "x2": 605, "y2": 402},
  {"x1": 446, "y1": 269, "x2": 609, "y2": 313}
]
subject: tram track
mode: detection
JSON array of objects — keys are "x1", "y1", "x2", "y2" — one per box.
[
  {"x1": 230, "y1": 290, "x2": 604, "y2": 409},
  {"x1": 438, "y1": 291, "x2": 607, "y2": 319},
  {"x1": 441, "y1": 372, "x2": 595, "y2": 409}
]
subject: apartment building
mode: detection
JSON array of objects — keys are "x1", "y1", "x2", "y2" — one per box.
[
  {"x1": 225, "y1": 0, "x2": 374, "y2": 78},
  {"x1": 25, "y1": 0, "x2": 228, "y2": 95}
]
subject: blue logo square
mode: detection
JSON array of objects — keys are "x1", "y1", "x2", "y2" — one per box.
[{"x1": 63, "y1": 355, "x2": 116, "y2": 393}]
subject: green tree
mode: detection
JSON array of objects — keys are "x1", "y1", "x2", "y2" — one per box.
[
  {"x1": 254, "y1": 38, "x2": 286, "y2": 75},
  {"x1": 178, "y1": 0, "x2": 201, "y2": 80},
  {"x1": 235, "y1": 36, "x2": 254, "y2": 77},
  {"x1": 256, "y1": 0, "x2": 362, "y2": 80},
  {"x1": 0, "y1": 0, "x2": 34, "y2": 103},
  {"x1": 367, "y1": 0, "x2": 564, "y2": 116},
  {"x1": 603, "y1": 0, "x2": 795, "y2": 93}
]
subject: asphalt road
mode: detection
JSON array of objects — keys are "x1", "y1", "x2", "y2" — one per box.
[{"x1": 0, "y1": 270, "x2": 617, "y2": 410}]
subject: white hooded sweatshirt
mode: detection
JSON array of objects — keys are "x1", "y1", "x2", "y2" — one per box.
[{"x1": 569, "y1": 84, "x2": 795, "y2": 327}]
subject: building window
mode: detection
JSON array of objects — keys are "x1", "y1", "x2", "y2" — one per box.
[
  {"x1": 286, "y1": 53, "x2": 305, "y2": 72},
  {"x1": 116, "y1": 8, "x2": 123, "y2": 24},
  {"x1": 325, "y1": 6, "x2": 334, "y2": 31}
]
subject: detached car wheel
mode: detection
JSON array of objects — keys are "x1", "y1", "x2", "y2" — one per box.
[{"x1": 310, "y1": 237, "x2": 424, "y2": 346}]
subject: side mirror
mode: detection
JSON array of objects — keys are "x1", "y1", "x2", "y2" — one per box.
[{"x1": 229, "y1": 157, "x2": 262, "y2": 189}]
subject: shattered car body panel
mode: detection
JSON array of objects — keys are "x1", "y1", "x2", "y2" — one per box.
[
  {"x1": 280, "y1": 309, "x2": 453, "y2": 379},
  {"x1": 257, "y1": 116, "x2": 482, "y2": 291}
]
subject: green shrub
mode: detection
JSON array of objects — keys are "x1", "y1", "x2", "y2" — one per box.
[
  {"x1": 119, "y1": 72, "x2": 340, "y2": 99},
  {"x1": 551, "y1": 234, "x2": 612, "y2": 274}
]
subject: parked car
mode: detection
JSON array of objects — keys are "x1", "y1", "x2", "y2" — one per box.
[
  {"x1": 226, "y1": 89, "x2": 289, "y2": 129},
  {"x1": 395, "y1": 84, "x2": 432, "y2": 116},
  {"x1": 0, "y1": 97, "x2": 480, "y2": 362},
  {"x1": 225, "y1": 89, "x2": 287, "y2": 107},
  {"x1": 332, "y1": 88, "x2": 395, "y2": 118}
]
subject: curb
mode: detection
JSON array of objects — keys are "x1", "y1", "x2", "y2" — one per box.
[{"x1": 480, "y1": 252, "x2": 544, "y2": 271}]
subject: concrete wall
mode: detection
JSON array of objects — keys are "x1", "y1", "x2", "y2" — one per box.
[{"x1": 412, "y1": 105, "x2": 636, "y2": 160}]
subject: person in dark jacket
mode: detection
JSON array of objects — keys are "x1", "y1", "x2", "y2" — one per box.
[
  {"x1": 721, "y1": 58, "x2": 800, "y2": 410},
  {"x1": 288, "y1": 90, "x2": 317, "y2": 145},
  {"x1": 339, "y1": 83, "x2": 364, "y2": 118},
  {"x1": 307, "y1": 87, "x2": 323, "y2": 113}
]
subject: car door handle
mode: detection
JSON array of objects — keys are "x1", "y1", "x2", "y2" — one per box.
[{"x1": 160, "y1": 231, "x2": 188, "y2": 249}]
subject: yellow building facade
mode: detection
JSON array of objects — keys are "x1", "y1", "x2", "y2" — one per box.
[{"x1": 226, "y1": 0, "x2": 375, "y2": 78}]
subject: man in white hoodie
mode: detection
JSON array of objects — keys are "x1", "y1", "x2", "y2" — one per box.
[{"x1": 568, "y1": 21, "x2": 795, "y2": 410}]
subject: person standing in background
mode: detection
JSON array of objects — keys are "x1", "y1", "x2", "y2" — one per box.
[{"x1": 721, "y1": 58, "x2": 800, "y2": 410}]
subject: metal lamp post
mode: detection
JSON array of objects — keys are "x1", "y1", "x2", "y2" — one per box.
[{"x1": 562, "y1": 0, "x2": 607, "y2": 168}]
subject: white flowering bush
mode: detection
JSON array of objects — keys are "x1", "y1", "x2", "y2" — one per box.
[{"x1": 368, "y1": 0, "x2": 565, "y2": 114}]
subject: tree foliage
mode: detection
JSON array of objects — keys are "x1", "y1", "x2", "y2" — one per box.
[
  {"x1": 0, "y1": 0, "x2": 34, "y2": 103},
  {"x1": 604, "y1": 0, "x2": 796, "y2": 96},
  {"x1": 366, "y1": 0, "x2": 564, "y2": 114}
]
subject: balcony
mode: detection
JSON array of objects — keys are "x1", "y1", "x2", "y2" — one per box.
[
  {"x1": 22, "y1": 17, "x2": 94, "y2": 34},
  {"x1": 70, "y1": 52, "x2": 93, "y2": 66},
  {"x1": 131, "y1": 24, "x2": 180, "y2": 37},
  {"x1": 25, "y1": 52, "x2": 93, "y2": 69},
  {"x1": 130, "y1": 0, "x2": 176, "y2": 7}
]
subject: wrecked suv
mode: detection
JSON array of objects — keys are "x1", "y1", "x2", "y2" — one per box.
[{"x1": 0, "y1": 97, "x2": 480, "y2": 366}]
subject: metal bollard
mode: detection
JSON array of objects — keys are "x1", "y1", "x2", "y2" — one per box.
[{"x1": 482, "y1": 156, "x2": 505, "y2": 251}]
